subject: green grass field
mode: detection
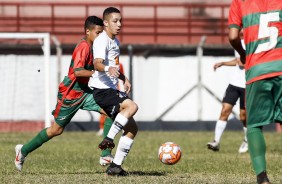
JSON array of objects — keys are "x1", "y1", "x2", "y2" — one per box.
[{"x1": 1, "y1": 131, "x2": 281, "y2": 184}]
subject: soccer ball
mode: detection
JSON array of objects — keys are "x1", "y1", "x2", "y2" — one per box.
[{"x1": 158, "y1": 142, "x2": 181, "y2": 165}]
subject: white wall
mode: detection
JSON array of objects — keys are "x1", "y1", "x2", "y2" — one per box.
[{"x1": 0, "y1": 54, "x2": 239, "y2": 122}]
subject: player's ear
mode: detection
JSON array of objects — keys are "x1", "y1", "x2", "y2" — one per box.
[
  {"x1": 85, "y1": 28, "x2": 90, "y2": 36},
  {"x1": 103, "y1": 20, "x2": 108, "y2": 27}
]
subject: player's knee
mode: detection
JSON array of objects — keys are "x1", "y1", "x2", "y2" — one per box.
[
  {"x1": 49, "y1": 126, "x2": 64, "y2": 137},
  {"x1": 220, "y1": 109, "x2": 231, "y2": 119},
  {"x1": 130, "y1": 102, "x2": 138, "y2": 115}
]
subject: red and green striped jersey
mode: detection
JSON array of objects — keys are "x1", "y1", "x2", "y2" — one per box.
[
  {"x1": 57, "y1": 38, "x2": 94, "y2": 102},
  {"x1": 228, "y1": 0, "x2": 282, "y2": 84}
]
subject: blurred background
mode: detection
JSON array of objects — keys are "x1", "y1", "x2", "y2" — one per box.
[{"x1": 0, "y1": 0, "x2": 278, "y2": 132}]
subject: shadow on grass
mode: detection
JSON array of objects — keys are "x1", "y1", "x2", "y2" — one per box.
[
  {"x1": 128, "y1": 171, "x2": 166, "y2": 176},
  {"x1": 21, "y1": 171, "x2": 167, "y2": 176}
]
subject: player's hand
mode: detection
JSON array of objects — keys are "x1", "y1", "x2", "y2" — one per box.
[
  {"x1": 108, "y1": 66, "x2": 120, "y2": 77},
  {"x1": 213, "y1": 62, "x2": 223, "y2": 71},
  {"x1": 124, "y1": 78, "x2": 131, "y2": 94},
  {"x1": 240, "y1": 54, "x2": 246, "y2": 65},
  {"x1": 237, "y1": 59, "x2": 245, "y2": 69}
]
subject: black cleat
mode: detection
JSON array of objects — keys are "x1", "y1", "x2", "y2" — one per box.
[
  {"x1": 257, "y1": 171, "x2": 271, "y2": 184},
  {"x1": 106, "y1": 163, "x2": 128, "y2": 176},
  {"x1": 98, "y1": 137, "x2": 115, "y2": 150}
]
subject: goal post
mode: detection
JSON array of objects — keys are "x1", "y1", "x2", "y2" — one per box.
[{"x1": 0, "y1": 32, "x2": 51, "y2": 128}]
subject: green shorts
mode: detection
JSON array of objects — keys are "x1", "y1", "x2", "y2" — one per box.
[
  {"x1": 52, "y1": 91, "x2": 102, "y2": 127},
  {"x1": 246, "y1": 76, "x2": 282, "y2": 128}
]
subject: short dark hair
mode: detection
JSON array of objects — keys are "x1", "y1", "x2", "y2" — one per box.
[
  {"x1": 84, "y1": 16, "x2": 103, "y2": 32},
  {"x1": 103, "y1": 7, "x2": 120, "y2": 20}
]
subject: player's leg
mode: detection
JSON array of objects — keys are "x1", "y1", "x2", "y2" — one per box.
[
  {"x1": 22, "y1": 122, "x2": 64, "y2": 155},
  {"x1": 208, "y1": 85, "x2": 235, "y2": 151},
  {"x1": 93, "y1": 89, "x2": 138, "y2": 175},
  {"x1": 247, "y1": 126, "x2": 269, "y2": 184},
  {"x1": 15, "y1": 99, "x2": 80, "y2": 171},
  {"x1": 105, "y1": 98, "x2": 138, "y2": 141},
  {"x1": 246, "y1": 79, "x2": 277, "y2": 184},
  {"x1": 215, "y1": 102, "x2": 233, "y2": 142},
  {"x1": 106, "y1": 117, "x2": 138, "y2": 176},
  {"x1": 93, "y1": 88, "x2": 138, "y2": 150},
  {"x1": 15, "y1": 122, "x2": 65, "y2": 171}
]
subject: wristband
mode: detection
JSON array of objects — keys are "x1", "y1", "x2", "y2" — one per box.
[{"x1": 104, "y1": 66, "x2": 109, "y2": 72}]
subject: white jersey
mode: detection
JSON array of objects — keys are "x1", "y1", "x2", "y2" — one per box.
[
  {"x1": 89, "y1": 31, "x2": 120, "y2": 89},
  {"x1": 230, "y1": 41, "x2": 245, "y2": 88}
]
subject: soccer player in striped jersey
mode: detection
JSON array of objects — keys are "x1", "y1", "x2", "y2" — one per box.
[
  {"x1": 14, "y1": 16, "x2": 113, "y2": 171},
  {"x1": 228, "y1": 0, "x2": 282, "y2": 183}
]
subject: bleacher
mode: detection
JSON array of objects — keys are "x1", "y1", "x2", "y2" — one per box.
[{"x1": 0, "y1": 2, "x2": 231, "y2": 46}]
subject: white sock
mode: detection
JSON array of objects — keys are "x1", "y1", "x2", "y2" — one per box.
[
  {"x1": 113, "y1": 136, "x2": 134, "y2": 165},
  {"x1": 214, "y1": 120, "x2": 227, "y2": 143},
  {"x1": 243, "y1": 127, "x2": 247, "y2": 141},
  {"x1": 107, "y1": 114, "x2": 128, "y2": 140}
]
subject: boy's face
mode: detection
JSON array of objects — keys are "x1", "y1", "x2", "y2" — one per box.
[
  {"x1": 87, "y1": 25, "x2": 103, "y2": 42},
  {"x1": 104, "y1": 12, "x2": 122, "y2": 36}
]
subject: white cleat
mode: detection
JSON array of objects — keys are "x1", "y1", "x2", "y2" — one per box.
[
  {"x1": 207, "y1": 140, "x2": 220, "y2": 151},
  {"x1": 15, "y1": 144, "x2": 25, "y2": 171},
  {"x1": 239, "y1": 140, "x2": 248, "y2": 153},
  {"x1": 99, "y1": 155, "x2": 113, "y2": 166}
]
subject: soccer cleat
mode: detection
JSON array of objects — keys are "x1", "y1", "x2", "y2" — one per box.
[
  {"x1": 207, "y1": 140, "x2": 220, "y2": 151},
  {"x1": 14, "y1": 144, "x2": 25, "y2": 171},
  {"x1": 98, "y1": 137, "x2": 115, "y2": 150},
  {"x1": 238, "y1": 140, "x2": 248, "y2": 153},
  {"x1": 257, "y1": 171, "x2": 270, "y2": 184},
  {"x1": 106, "y1": 163, "x2": 128, "y2": 176},
  {"x1": 99, "y1": 154, "x2": 114, "y2": 166}
]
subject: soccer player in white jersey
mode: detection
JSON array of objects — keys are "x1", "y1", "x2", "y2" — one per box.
[
  {"x1": 207, "y1": 41, "x2": 248, "y2": 153},
  {"x1": 89, "y1": 7, "x2": 138, "y2": 176}
]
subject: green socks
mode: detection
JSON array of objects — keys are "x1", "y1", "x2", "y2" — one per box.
[
  {"x1": 247, "y1": 127, "x2": 266, "y2": 175},
  {"x1": 21, "y1": 128, "x2": 50, "y2": 157},
  {"x1": 101, "y1": 117, "x2": 113, "y2": 157}
]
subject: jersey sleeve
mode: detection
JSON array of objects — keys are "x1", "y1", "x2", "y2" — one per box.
[
  {"x1": 93, "y1": 35, "x2": 108, "y2": 60},
  {"x1": 228, "y1": 0, "x2": 243, "y2": 29},
  {"x1": 73, "y1": 41, "x2": 90, "y2": 71}
]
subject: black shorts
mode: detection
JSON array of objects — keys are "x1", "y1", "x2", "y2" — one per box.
[
  {"x1": 93, "y1": 88, "x2": 129, "y2": 119},
  {"x1": 222, "y1": 84, "x2": 245, "y2": 109}
]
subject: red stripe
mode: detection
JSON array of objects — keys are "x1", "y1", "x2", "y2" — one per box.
[
  {"x1": 245, "y1": 48, "x2": 282, "y2": 70},
  {"x1": 243, "y1": 25, "x2": 259, "y2": 45},
  {"x1": 53, "y1": 100, "x2": 63, "y2": 118},
  {"x1": 246, "y1": 71, "x2": 282, "y2": 84}
]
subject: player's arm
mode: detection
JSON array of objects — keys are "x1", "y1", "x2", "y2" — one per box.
[
  {"x1": 214, "y1": 58, "x2": 238, "y2": 71},
  {"x1": 228, "y1": 0, "x2": 245, "y2": 64},
  {"x1": 93, "y1": 58, "x2": 120, "y2": 78},
  {"x1": 229, "y1": 29, "x2": 245, "y2": 64},
  {"x1": 74, "y1": 69, "x2": 94, "y2": 77}
]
